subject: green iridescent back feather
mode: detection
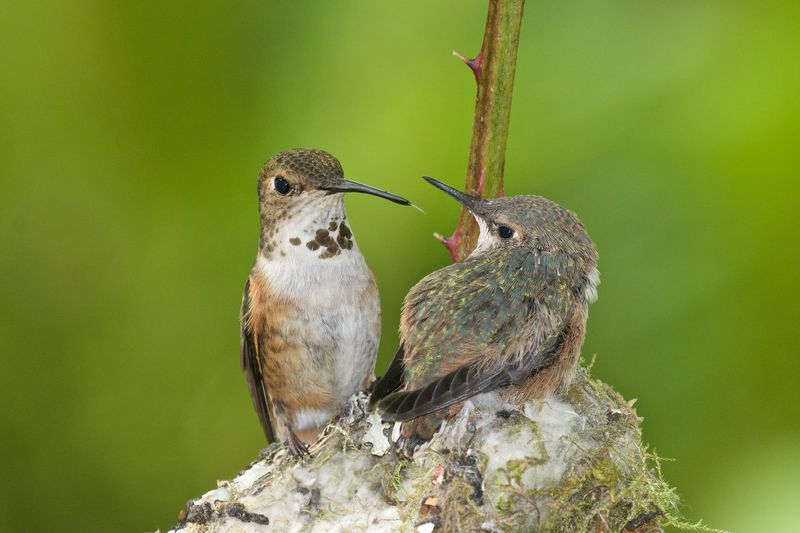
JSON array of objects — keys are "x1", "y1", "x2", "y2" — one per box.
[{"x1": 401, "y1": 247, "x2": 582, "y2": 387}]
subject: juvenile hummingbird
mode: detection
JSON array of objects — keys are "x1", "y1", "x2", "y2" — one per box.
[
  {"x1": 240, "y1": 148, "x2": 410, "y2": 455},
  {"x1": 371, "y1": 177, "x2": 599, "y2": 440}
]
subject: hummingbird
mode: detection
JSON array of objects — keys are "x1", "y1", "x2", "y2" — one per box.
[
  {"x1": 371, "y1": 177, "x2": 599, "y2": 441},
  {"x1": 240, "y1": 148, "x2": 410, "y2": 456}
]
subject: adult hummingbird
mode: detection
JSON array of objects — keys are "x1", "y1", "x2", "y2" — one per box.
[
  {"x1": 240, "y1": 148, "x2": 410, "y2": 455},
  {"x1": 371, "y1": 177, "x2": 599, "y2": 440}
]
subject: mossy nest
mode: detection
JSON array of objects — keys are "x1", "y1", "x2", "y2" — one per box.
[{"x1": 169, "y1": 366, "x2": 714, "y2": 533}]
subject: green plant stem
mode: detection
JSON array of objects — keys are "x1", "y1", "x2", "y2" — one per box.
[{"x1": 439, "y1": 0, "x2": 525, "y2": 262}]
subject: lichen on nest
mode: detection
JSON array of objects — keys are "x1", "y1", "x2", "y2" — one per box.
[{"x1": 168, "y1": 367, "x2": 718, "y2": 533}]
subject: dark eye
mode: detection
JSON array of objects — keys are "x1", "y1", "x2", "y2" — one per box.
[
  {"x1": 273, "y1": 176, "x2": 291, "y2": 195},
  {"x1": 498, "y1": 225, "x2": 514, "y2": 239}
]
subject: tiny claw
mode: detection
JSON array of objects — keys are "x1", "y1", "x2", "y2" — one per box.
[
  {"x1": 287, "y1": 429, "x2": 311, "y2": 458},
  {"x1": 396, "y1": 433, "x2": 425, "y2": 458},
  {"x1": 433, "y1": 232, "x2": 448, "y2": 245}
]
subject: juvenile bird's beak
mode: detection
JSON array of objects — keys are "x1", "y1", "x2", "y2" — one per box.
[
  {"x1": 422, "y1": 176, "x2": 490, "y2": 219},
  {"x1": 322, "y1": 179, "x2": 410, "y2": 206}
]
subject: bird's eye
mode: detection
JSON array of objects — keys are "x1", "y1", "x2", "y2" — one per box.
[
  {"x1": 498, "y1": 225, "x2": 515, "y2": 239},
  {"x1": 273, "y1": 176, "x2": 291, "y2": 195}
]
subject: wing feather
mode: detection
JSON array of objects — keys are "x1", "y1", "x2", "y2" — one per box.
[
  {"x1": 378, "y1": 332, "x2": 565, "y2": 421},
  {"x1": 378, "y1": 248, "x2": 579, "y2": 421},
  {"x1": 240, "y1": 278, "x2": 275, "y2": 442},
  {"x1": 370, "y1": 345, "x2": 406, "y2": 406}
]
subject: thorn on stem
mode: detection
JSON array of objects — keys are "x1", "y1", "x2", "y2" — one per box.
[
  {"x1": 433, "y1": 232, "x2": 459, "y2": 262},
  {"x1": 452, "y1": 49, "x2": 483, "y2": 81},
  {"x1": 452, "y1": 50, "x2": 468, "y2": 64}
]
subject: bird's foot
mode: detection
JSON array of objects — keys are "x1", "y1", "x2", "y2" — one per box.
[
  {"x1": 287, "y1": 429, "x2": 311, "y2": 458},
  {"x1": 395, "y1": 434, "x2": 427, "y2": 457}
]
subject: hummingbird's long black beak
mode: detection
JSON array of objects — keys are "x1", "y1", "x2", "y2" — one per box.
[
  {"x1": 323, "y1": 179, "x2": 410, "y2": 206},
  {"x1": 422, "y1": 176, "x2": 488, "y2": 217}
]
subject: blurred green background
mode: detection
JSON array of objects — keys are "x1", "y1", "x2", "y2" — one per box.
[{"x1": 1, "y1": 1, "x2": 798, "y2": 531}]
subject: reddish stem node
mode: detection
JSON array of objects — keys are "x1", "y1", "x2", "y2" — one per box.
[
  {"x1": 453, "y1": 49, "x2": 483, "y2": 82},
  {"x1": 468, "y1": 50, "x2": 484, "y2": 81},
  {"x1": 444, "y1": 230, "x2": 460, "y2": 263}
]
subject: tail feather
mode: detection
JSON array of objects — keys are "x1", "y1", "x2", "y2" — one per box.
[
  {"x1": 369, "y1": 345, "x2": 405, "y2": 406},
  {"x1": 378, "y1": 365, "x2": 509, "y2": 421}
]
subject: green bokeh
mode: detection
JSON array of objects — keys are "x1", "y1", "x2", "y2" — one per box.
[{"x1": 1, "y1": 2, "x2": 798, "y2": 531}]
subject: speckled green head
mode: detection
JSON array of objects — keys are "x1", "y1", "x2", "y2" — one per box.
[
  {"x1": 258, "y1": 148, "x2": 409, "y2": 206},
  {"x1": 423, "y1": 176, "x2": 597, "y2": 266}
]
